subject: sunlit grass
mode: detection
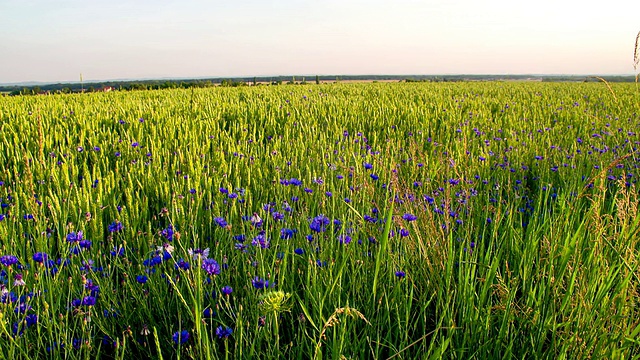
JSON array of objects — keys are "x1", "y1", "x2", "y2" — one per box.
[{"x1": 0, "y1": 82, "x2": 638, "y2": 358}]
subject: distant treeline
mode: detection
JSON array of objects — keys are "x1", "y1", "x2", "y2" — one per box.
[{"x1": 1, "y1": 74, "x2": 636, "y2": 96}]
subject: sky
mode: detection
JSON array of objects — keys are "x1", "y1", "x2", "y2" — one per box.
[{"x1": 1, "y1": 0, "x2": 639, "y2": 84}]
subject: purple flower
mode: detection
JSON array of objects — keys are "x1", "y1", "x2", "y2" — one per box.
[
  {"x1": 173, "y1": 330, "x2": 189, "y2": 344},
  {"x1": 13, "y1": 273, "x2": 26, "y2": 286},
  {"x1": 202, "y1": 258, "x2": 221, "y2": 276}
]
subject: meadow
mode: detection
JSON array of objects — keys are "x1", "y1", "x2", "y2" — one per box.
[{"x1": 0, "y1": 82, "x2": 639, "y2": 359}]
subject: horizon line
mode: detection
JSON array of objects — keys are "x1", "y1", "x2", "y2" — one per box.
[{"x1": 1, "y1": 73, "x2": 637, "y2": 87}]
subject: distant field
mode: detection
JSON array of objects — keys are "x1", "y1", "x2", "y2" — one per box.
[{"x1": 0, "y1": 82, "x2": 638, "y2": 358}]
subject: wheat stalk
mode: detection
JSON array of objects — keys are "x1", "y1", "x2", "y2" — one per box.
[
  {"x1": 634, "y1": 31, "x2": 640, "y2": 71},
  {"x1": 587, "y1": 76, "x2": 618, "y2": 102},
  {"x1": 634, "y1": 31, "x2": 640, "y2": 84}
]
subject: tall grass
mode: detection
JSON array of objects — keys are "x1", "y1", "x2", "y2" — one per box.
[{"x1": 0, "y1": 82, "x2": 638, "y2": 358}]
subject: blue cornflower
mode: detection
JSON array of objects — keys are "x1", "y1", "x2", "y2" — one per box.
[
  {"x1": 14, "y1": 302, "x2": 31, "y2": 314},
  {"x1": 364, "y1": 215, "x2": 377, "y2": 223},
  {"x1": 108, "y1": 221, "x2": 123, "y2": 233},
  {"x1": 0, "y1": 255, "x2": 19, "y2": 267},
  {"x1": 174, "y1": 259, "x2": 190, "y2": 271},
  {"x1": 251, "y1": 276, "x2": 270, "y2": 289},
  {"x1": 82, "y1": 296, "x2": 96, "y2": 307},
  {"x1": 161, "y1": 225, "x2": 175, "y2": 241},
  {"x1": 216, "y1": 326, "x2": 233, "y2": 339},
  {"x1": 214, "y1": 217, "x2": 228, "y2": 228},
  {"x1": 33, "y1": 252, "x2": 48, "y2": 263},
  {"x1": 395, "y1": 271, "x2": 406, "y2": 278},
  {"x1": 402, "y1": 213, "x2": 417, "y2": 221},
  {"x1": 136, "y1": 275, "x2": 148, "y2": 284},
  {"x1": 251, "y1": 233, "x2": 270, "y2": 248},
  {"x1": 66, "y1": 231, "x2": 83, "y2": 243},
  {"x1": 201, "y1": 258, "x2": 221, "y2": 276},
  {"x1": 221, "y1": 286, "x2": 233, "y2": 295},
  {"x1": 338, "y1": 234, "x2": 351, "y2": 244},
  {"x1": 173, "y1": 330, "x2": 189, "y2": 345},
  {"x1": 294, "y1": 248, "x2": 304, "y2": 255},
  {"x1": 289, "y1": 178, "x2": 302, "y2": 186},
  {"x1": 25, "y1": 314, "x2": 38, "y2": 327},
  {"x1": 309, "y1": 215, "x2": 330, "y2": 233},
  {"x1": 370, "y1": 174, "x2": 379, "y2": 181},
  {"x1": 280, "y1": 228, "x2": 296, "y2": 239},
  {"x1": 203, "y1": 308, "x2": 216, "y2": 318},
  {"x1": 364, "y1": 162, "x2": 373, "y2": 169}
]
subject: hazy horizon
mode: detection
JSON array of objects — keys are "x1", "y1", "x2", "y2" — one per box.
[{"x1": 1, "y1": 0, "x2": 638, "y2": 84}]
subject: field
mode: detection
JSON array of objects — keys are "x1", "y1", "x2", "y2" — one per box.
[{"x1": 0, "y1": 82, "x2": 639, "y2": 359}]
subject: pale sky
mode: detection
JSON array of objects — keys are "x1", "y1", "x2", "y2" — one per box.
[{"x1": 1, "y1": 0, "x2": 638, "y2": 84}]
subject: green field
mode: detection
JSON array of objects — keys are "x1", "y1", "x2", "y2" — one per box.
[{"x1": 0, "y1": 82, "x2": 639, "y2": 359}]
